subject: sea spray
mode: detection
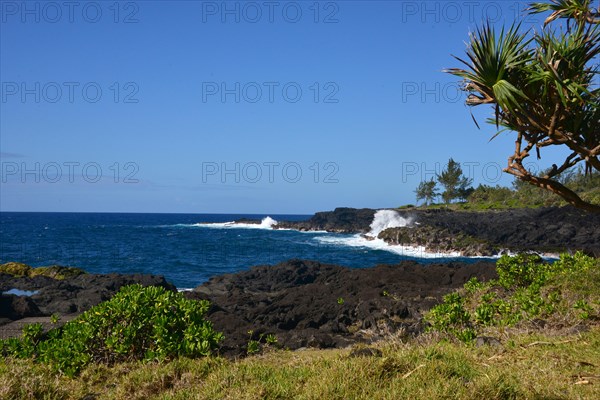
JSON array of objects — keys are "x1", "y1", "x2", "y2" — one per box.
[
  {"x1": 366, "y1": 210, "x2": 412, "y2": 238},
  {"x1": 259, "y1": 216, "x2": 278, "y2": 229}
]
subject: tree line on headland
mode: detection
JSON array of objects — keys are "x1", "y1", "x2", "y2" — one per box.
[{"x1": 414, "y1": 157, "x2": 600, "y2": 208}]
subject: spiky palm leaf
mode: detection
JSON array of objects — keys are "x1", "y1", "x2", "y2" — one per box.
[
  {"x1": 445, "y1": 0, "x2": 600, "y2": 212},
  {"x1": 444, "y1": 22, "x2": 533, "y2": 126},
  {"x1": 528, "y1": 0, "x2": 599, "y2": 25}
]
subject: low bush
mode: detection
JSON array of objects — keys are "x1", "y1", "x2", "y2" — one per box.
[
  {"x1": 426, "y1": 252, "x2": 600, "y2": 342},
  {"x1": 0, "y1": 284, "x2": 223, "y2": 376}
]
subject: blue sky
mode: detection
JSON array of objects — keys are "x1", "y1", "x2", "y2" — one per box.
[{"x1": 0, "y1": 0, "x2": 574, "y2": 213}]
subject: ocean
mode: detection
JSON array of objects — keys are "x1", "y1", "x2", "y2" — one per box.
[{"x1": 0, "y1": 212, "x2": 487, "y2": 289}]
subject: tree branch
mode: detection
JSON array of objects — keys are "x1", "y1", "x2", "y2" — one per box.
[{"x1": 504, "y1": 168, "x2": 600, "y2": 213}]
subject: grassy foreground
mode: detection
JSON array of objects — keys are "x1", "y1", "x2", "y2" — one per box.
[{"x1": 1, "y1": 328, "x2": 599, "y2": 399}]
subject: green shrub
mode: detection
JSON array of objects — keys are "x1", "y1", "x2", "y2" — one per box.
[
  {"x1": 427, "y1": 252, "x2": 599, "y2": 342},
  {"x1": 427, "y1": 293, "x2": 475, "y2": 342},
  {"x1": 0, "y1": 284, "x2": 223, "y2": 376},
  {"x1": 496, "y1": 253, "x2": 548, "y2": 289},
  {"x1": 463, "y1": 277, "x2": 483, "y2": 294},
  {"x1": 573, "y1": 300, "x2": 593, "y2": 320}
]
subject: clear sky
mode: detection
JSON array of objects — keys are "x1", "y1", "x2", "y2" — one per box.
[{"x1": 0, "y1": 0, "x2": 575, "y2": 214}]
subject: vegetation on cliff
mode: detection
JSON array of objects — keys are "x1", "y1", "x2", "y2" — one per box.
[
  {"x1": 427, "y1": 252, "x2": 600, "y2": 342},
  {"x1": 412, "y1": 165, "x2": 600, "y2": 211}
]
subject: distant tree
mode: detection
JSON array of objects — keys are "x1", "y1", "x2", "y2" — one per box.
[
  {"x1": 437, "y1": 158, "x2": 474, "y2": 203},
  {"x1": 446, "y1": 0, "x2": 600, "y2": 212},
  {"x1": 415, "y1": 178, "x2": 439, "y2": 206}
]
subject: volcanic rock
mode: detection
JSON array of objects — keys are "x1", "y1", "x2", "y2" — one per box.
[{"x1": 187, "y1": 259, "x2": 497, "y2": 357}]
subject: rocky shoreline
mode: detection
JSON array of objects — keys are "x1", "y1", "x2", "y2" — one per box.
[
  {"x1": 0, "y1": 265, "x2": 174, "y2": 339},
  {"x1": 271, "y1": 206, "x2": 600, "y2": 257},
  {"x1": 273, "y1": 207, "x2": 376, "y2": 233},
  {"x1": 1, "y1": 259, "x2": 496, "y2": 356},
  {"x1": 187, "y1": 259, "x2": 497, "y2": 356},
  {"x1": 2, "y1": 206, "x2": 598, "y2": 356}
]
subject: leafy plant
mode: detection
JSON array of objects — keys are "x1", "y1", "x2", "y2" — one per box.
[
  {"x1": 427, "y1": 293, "x2": 475, "y2": 342},
  {"x1": 0, "y1": 285, "x2": 223, "y2": 376},
  {"x1": 50, "y1": 314, "x2": 60, "y2": 325},
  {"x1": 496, "y1": 253, "x2": 550, "y2": 289},
  {"x1": 265, "y1": 334, "x2": 278, "y2": 346},
  {"x1": 246, "y1": 342, "x2": 260, "y2": 354},
  {"x1": 573, "y1": 299, "x2": 593, "y2": 319},
  {"x1": 246, "y1": 331, "x2": 278, "y2": 355},
  {"x1": 427, "y1": 252, "x2": 599, "y2": 342},
  {"x1": 464, "y1": 277, "x2": 483, "y2": 294}
]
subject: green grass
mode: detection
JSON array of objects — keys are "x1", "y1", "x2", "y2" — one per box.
[{"x1": 1, "y1": 328, "x2": 599, "y2": 399}]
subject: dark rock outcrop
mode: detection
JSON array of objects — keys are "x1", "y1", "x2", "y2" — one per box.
[
  {"x1": 0, "y1": 269, "x2": 176, "y2": 324},
  {"x1": 0, "y1": 295, "x2": 43, "y2": 320},
  {"x1": 378, "y1": 225, "x2": 500, "y2": 257},
  {"x1": 187, "y1": 259, "x2": 497, "y2": 357},
  {"x1": 272, "y1": 206, "x2": 600, "y2": 256},
  {"x1": 387, "y1": 207, "x2": 600, "y2": 256},
  {"x1": 275, "y1": 208, "x2": 376, "y2": 233}
]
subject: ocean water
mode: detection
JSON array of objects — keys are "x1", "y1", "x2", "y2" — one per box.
[{"x1": 0, "y1": 212, "x2": 489, "y2": 289}]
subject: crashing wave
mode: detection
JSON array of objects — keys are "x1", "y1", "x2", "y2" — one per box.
[
  {"x1": 366, "y1": 210, "x2": 413, "y2": 238},
  {"x1": 315, "y1": 234, "x2": 464, "y2": 258},
  {"x1": 315, "y1": 209, "x2": 468, "y2": 258}
]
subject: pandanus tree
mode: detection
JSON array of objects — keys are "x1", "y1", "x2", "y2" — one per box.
[{"x1": 446, "y1": 0, "x2": 600, "y2": 212}]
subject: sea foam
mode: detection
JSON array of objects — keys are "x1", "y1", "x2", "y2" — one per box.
[
  {"x1": 315, "y1": 209, "x2": 464, "y2": 258},
  {"x1": 186, "y1": 216, "x2": 279, "y2": 230}
]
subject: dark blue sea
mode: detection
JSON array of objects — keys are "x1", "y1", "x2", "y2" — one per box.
[{"x1": 0, "y1": 212, "x2": 486, "y2": 289}]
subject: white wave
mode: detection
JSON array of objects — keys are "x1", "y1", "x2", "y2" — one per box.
[
  {"x1": 182, "y1": 216, "x2": 279, "y2": 230},
  {"x1": 366, "y1": 210, "x2": 412, "y2": 238},
  {"x1": 258, "y1": 216, "x2": 278, "y2": 229},
  {"x1": 314, "y1": 234, "x2": 466, "y2": 258}
]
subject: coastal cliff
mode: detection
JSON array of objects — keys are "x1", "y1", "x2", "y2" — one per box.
[
  {"x1": 274, "y1": 206, "x2": 600, "y2": 257},
  {"x1": 274, "y1": 207, "x2": 376, "y2": 233}
]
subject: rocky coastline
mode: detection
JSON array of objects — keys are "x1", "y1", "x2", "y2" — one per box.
[
  {"x1": 0, "y1": 263, "x2": 174, "y2": 339},
  {"x1": 1, "y1": 259, "x2": 496, "y2": 356},
  {"x1": 273, "y1": 207, "x2": 376, "y2": 233},
  {"x1": 273, "y1": 206, "x2": 600, "y2": 257},
  {"x1": 2, "y1": 205, "x2": 598, "y2": 356},
  {"x1": 187, "y1": 259, "x2": 497, "y2": 356}
]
